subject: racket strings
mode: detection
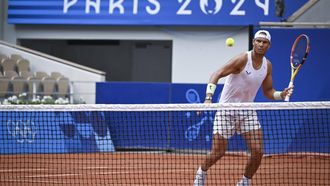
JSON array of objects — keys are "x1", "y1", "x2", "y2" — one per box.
[{"x1": 292, "y1": 36, "x2": 308, "y2": 68}]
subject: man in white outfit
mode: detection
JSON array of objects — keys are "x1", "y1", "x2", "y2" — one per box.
[{"x1": 193, "y1": 30, "x2": 293, "y2": 186}]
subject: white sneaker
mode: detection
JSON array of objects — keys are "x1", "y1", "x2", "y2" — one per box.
[
  {"x1": 193, "y1": 167, "x2": 207, "y2": 186},
  {"x1": 236, "y1": 177, "x2": 251, "y2": 186}
]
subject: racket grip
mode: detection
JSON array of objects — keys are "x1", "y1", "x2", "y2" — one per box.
[{"x1": 284, "y1": 81, "x2": 294, "y2": 102}]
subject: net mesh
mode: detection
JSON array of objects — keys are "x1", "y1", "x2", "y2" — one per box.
[{"x1": 0, "y1": 102, "x2": 329, "y2": 186}]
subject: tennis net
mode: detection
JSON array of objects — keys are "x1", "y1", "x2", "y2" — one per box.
[{"x1": 0, "y1": 102, "x2": 329, "y2": 185}]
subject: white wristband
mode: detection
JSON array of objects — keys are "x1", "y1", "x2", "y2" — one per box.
[
  {"x1": 273, "y1": 91, "x2": 283, "y2": 100},
  {"x1": 206, "y1": 83, "x2": 217, "y2": 95}
]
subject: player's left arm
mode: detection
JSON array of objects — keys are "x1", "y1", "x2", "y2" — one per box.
[{"x1": 262, "y1": 60, "x2": 293, "y2": 100}]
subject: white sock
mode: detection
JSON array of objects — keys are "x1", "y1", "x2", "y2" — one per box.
[
  {"x1": 242, "y1": 175, "x2": 250, "y2": 182},
  {"x1": 198, "y1": 167, "x2": 207, "y2": 174}
]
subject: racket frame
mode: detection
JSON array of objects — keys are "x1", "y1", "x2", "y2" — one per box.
[{"x1": 285, "y1": 34, "x2": 310, "y2": 101}]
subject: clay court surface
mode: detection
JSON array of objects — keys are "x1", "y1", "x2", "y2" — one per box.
[{"x1": 1, "y1": 152, "x2": 329, "y2": 186}]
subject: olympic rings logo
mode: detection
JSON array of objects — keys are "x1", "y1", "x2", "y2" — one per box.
[{"x1": 6, "y1": 120, "x2": 38, "y2": 143}]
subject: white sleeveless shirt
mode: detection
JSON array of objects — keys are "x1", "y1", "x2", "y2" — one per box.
[{"x1": 219, "y1": 51, "x2": 268, "y2": 103}]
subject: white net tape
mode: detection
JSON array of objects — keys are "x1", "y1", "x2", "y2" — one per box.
[{"x1": 0, "y1": 101, "x2": 329, "y2": 111}]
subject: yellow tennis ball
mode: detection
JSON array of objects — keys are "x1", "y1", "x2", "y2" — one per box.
[{"x1": 226, "y1": 37, "x2": 234, "y2": 47}]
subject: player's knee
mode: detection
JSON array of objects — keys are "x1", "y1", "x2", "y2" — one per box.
[
  {"x1": 251, "y1": 148, "x2": 263, "y2": 159},
  {"x1": 210, "y1": 151, "x2": 225, "y2": 160},
  {"x1": 254, "y1": 150, "x2": 264, "y2": 159}
]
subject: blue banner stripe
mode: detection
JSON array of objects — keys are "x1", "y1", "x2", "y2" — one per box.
[{"x1": 8, "y1": 0, "x2": 309, "y2": 26}]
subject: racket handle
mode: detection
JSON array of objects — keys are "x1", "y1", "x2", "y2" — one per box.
[{"x1": 284, "y1": 81, "x2": 294, "y2": 102}]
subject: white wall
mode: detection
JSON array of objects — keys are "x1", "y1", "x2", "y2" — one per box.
[
  {"x1": 170, "y1": 27, "x2": 248, "y2": 83},
  {"x1": 8, "y1": 25, "x2": 249, "y2": 84},
  {"x1": 0, "y1": 0, "x2": 4, "y2": 39},
  {"x1": 1, "y1": 0, "x2": 16, "y2": 44}
]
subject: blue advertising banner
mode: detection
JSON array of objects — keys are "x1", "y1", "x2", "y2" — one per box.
[
  {"x1": 8, "y1": 0, "x2": 308, "y2": 25},
  {"x1": 1, "y1": 108, "x2": 329, "y2": 155},
  {"x1": 96, "y1": 81, "x2": 171, "y2": 104},
  {"x1": 95, "y1": 82, "x2": 330, "y2": 154},
  {"x1": 0, "y1": 111, "x2": 115, "y2": 154}
]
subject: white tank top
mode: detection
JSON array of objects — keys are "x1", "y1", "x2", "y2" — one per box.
[{"x1": 219, "y1": 51, "x2": 268, "y2": 103}]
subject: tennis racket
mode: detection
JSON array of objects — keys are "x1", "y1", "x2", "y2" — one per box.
[{"x1": 284, "y1": 34, "x2": 310, "y2": 101}]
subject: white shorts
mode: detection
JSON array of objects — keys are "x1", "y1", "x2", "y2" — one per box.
[{"x1": 213, "y1": 110, "x2": 261, "y2": 139}]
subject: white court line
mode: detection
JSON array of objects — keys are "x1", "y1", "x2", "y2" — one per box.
[
  {"x1": 2, "y1": 179, "x2": 64, "y2": 184},
  {"x1": 23, "y1": 173, "x2": 81, "y2": 178},
  {"x1": 19, "y1": 168, "x2": 193, "y2": 178},
  {"x1": 0, "y1": 166, "x2": 144, "y2": 173},
  {"x1": 0, "y1": 166, "x2": 115, "y2": 173},
  {"x1": 1, "y1": 168, "x2": 193, "y2": 184},
  {"x1": 1, "y1": 163, "x2": 197, "y2": 172},
  {"x1": 0, "y1": 168, "x2": 50, "y2": 173},
  {"x1": 3, "y1": 179, "x2": 152, "y2": 186}
]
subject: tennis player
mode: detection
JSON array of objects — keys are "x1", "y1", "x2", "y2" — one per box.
[{"x1": 194, "y1": 30, "x2": 293, "y2": 186}]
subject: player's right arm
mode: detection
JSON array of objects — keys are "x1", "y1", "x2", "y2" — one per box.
[
  {"x1": 204, "y1": 52, "x2": 247, "y2": 103},
  {"x1": 208, "y1": 52, "x2": 247, "y2": 84}
]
